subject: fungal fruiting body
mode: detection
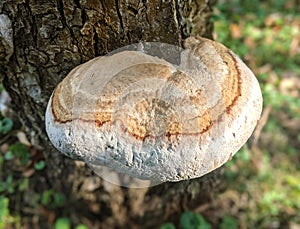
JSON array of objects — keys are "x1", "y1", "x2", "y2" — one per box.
[{"x1": 45, "y1": 37, "x2": 263, "y2": 187}]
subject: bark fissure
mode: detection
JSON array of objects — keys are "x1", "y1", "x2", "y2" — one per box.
[
  {"x1": 73, "y1": 0, "x2": 87, "y2": 28},
  {"x1": 173, "y1": 0, "x2": 184, "y2": 46},
  {"x1": 93, "y1": 27, "x2": 100, "y2": 56},
  {"x1": 24, "y1": 0, "x2": 38, "y2": 49},
  {"x1": 56, "y1": 0, "x2": 79, "y2": 49},
  {"x1": 56, "y1": 0, "x2": 68, "y2": 29},
  {"x1": 115, "y1": 0, "x2": 125, "y2": 39},
  {"x1": 142, "y1": 0, "x2": 150, "y2": 26}
]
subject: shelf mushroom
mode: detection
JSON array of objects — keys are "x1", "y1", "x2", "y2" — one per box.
[{"x1": 45, "y1": 36, "x2": 263, "y2": 188}]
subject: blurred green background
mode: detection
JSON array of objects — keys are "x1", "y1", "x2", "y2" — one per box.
[{"x1": 1, "y1": 0, "x2": 300, "y2": 228}]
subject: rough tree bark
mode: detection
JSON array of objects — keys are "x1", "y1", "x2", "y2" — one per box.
[{"x1": 0, "y1": 0, "x2": 222, "y2": 228}]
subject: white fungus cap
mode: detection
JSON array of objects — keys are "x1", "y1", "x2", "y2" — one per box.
[{"x1": 45, "y1": 37, "x2": 263, "y2": 188}]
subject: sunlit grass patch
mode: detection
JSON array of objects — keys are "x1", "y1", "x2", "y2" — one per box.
[{"x1": 211, "y1": 0, "x2": 300, "y2": 227}]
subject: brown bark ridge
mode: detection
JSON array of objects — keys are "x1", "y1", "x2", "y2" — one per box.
[{"x1": 1, "y1": 0, "x2": 222, "y2": 228}]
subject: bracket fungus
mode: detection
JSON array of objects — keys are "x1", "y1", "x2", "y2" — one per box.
[{"x1": 45, "y1": 37, "x2": 263, "y2": 188}]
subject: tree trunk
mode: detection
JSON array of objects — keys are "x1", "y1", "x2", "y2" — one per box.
[{"x1": 1, "y1": 0, "x2": 221, "y2": 228}]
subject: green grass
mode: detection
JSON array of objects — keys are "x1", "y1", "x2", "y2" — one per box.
[{"x1": 210, "y1": 0, "x2": 300, "y2": 227}]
